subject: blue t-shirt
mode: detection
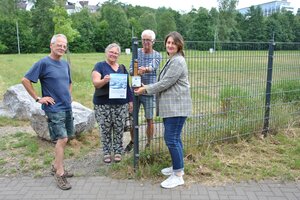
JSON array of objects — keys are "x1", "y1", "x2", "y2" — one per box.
[
  {"x1": 92, "y1": 61, "x2": 133, "y2": 105},
  {"x1": 24, "y1": 56, "x2": 72, "y2": 112}
]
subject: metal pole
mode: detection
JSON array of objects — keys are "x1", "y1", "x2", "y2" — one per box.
[
  {"x1": 16, "y1": 21, "x2": 20, "y2": 54},
  {"x1": 131, "y1": 37, "x2": 139, "y2": 172},
  {"x1": 262, "y1": 39, "x2": 275, "y2": 137}
]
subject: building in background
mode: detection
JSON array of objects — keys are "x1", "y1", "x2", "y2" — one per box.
[
  {"x1": 16, "y1": 0, "x2": 34, "y2": 10},
  {"x1": 65, "y1": 1, "x2": 99, "y2": 14},
  {"x1": 16, "y1": 0, "x2": 99, "y2": 14},
  {"x1": 238, "y1": 0, "x2": 294, "y2": 16}
]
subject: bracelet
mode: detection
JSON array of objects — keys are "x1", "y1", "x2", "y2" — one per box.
[{"x1": 35, "y1": 97, "x2": 41, "y2": 102}]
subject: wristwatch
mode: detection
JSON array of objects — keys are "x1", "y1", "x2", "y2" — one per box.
[{"x1": 35, "y1": 97, "x2": 41, "y2": 102}]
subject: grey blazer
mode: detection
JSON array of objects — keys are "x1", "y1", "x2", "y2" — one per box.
[{"x1": 145, "y1": 53, "x2": 192, "y2": 118}]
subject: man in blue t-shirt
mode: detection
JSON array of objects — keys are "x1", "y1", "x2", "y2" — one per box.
[{"x1": 22, "y1": 34, "x2": 73, "y2": 190}]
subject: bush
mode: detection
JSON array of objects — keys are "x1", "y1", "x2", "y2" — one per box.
[{"x1": 0, "y1": 42, "x2": 8, "y2": 53}]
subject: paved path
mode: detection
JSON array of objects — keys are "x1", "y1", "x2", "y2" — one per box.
[{"x1": 1, "y1": 176, "x2": 300, "y2": 200}]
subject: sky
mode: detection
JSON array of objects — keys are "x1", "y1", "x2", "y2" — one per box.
[{"x1": 85, "y1": 0, "x2": 300, "y2": 14}]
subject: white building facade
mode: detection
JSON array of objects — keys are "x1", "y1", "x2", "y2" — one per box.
[{"x1": 238, "y1": 0, "x2": 294, "y2": 16}]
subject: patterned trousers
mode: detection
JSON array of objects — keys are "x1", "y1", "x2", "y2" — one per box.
[{"x1": 94, "y1": 104, "x2": 127, "y2": 155}]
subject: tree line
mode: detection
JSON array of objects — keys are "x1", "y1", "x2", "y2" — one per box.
[{"x1": 0, "y1": 0, "x2": 299, "y2": 54}]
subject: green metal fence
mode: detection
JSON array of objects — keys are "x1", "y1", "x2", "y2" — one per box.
[{"x1": 131, "y1": 39, "x2": 300, "y2": 165}]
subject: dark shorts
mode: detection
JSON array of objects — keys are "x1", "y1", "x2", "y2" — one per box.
[{"x1": 45, "y1": 111, "x2": 74, "y2": 141}]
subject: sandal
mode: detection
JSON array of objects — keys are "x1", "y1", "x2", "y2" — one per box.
[
  {"x1": 103, "y1": 155, "x2": 111, "y2": 163},
  {"x1": 114, "y1": 154, "x2": 122, "y2": 162}
]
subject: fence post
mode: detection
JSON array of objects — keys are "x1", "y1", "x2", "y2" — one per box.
[
  {"x1": 131, "y1": 37, "x2": 139, "y2": 171},
  {"x1": 262, "y1": 39, "x2": 275, "y2": 137}
]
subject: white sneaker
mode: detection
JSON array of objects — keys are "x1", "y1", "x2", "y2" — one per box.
[
  {"x1": 161, "y1": 167, "x2": 173, "y2": 176},
  {"x1": 160, "y1": 173, "x2": 184, "y2": 189},
  {"x1": 161, "y1": 167, "x2": 185, "y2": 176}
]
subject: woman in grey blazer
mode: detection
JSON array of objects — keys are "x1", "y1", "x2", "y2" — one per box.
[{"x1": 134, "y1": 31, "x2": 192, "y2": 189}]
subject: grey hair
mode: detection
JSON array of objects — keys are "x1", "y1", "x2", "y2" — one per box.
[
  {"x1": 141, "y1": 30, "x2": 156, "y2": 40},
  {"x1": 105, "y1": 43, "x2": 121, "y2": 54},
  {"x1": 51, "y1": 34, "x2": 67, "y2": 44}
]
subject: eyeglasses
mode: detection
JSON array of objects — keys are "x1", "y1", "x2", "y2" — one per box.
[
  {"x1": 142, "y1": 39, "x2": 153, "y2": 43},
  {"x1": 55, "y1": 44, "x2": 68, "y2": 50},
  {"x1": 108, "y1": 51, "x2": 119, "y2": 55}
]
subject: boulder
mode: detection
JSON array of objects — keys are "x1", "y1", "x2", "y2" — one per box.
[
  {"x1": 1, "y1": 84, "x2": 96, "y2": 141},
  {"x1": 3, "y1": 84, "x2": 40, "y2": 119},
  {"x1": 30, "y1": 101, "x2": 96, "y2": 141},
  {"x1": 72, "y1": 101, "x2": 96, "y2": 135},
  {"x1": 0, "y1": 102, "x2": 14, "y2": 118}
]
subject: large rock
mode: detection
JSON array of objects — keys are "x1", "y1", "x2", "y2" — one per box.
[
  {"x1": 3, "y1": 84, "x2": 40, "y2": 119},
  {"x1": 30, "y1": 101, "x2": 96, "y2": 141},
  {"x1": 72, "y1": 101, "x2": 96, "y2": 135},
  {"x1": 0, "y1": 102, "x2": 14, "y2": 118},
  {"x1": 1, "y1": 84, "x2": 96, "y2": 141}
]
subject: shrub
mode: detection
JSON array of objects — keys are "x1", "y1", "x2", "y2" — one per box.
[{"x1": 0, "y1": 42, "x2": 8, "y2": 53}]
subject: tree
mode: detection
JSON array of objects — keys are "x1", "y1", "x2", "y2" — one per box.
[
  {"x1": 265, "y1": 11, "x2": 295, "y2": 42},
  {"x1": 0, "y1": 0, "x2": 38, "y2": 53},
  {"x1": 55, "y1": 0, "x2": 67, "y2": 7},
  {"x1": 176, "y1": 9, "x2": 198, "y2": 39},
  {"x1": 243, "y1": 6, "x2": 266, "y2": 42},
  {"x1": 0, "y1": 0, "x2": 17, "y2": 19},
  {"x1": 100, "y1": 2, "x2": 131, "y2": 49},
  {"x1": 280, "y1": 11, "x2": 296, "y2": 42},
  {"x1": 156, "y1": 8, "x2": 176, "y2": 41},
  {"x1": 186, "y1": 8, "x2": 214, "y2": 42},
  {"x1": 128, "y1": 17, "x2": 142, "y2": 38},
  {"x1": 217, "y1": 0, "x2": 241, "y2": 42},
  {"x1": 93, "y1": 20, "x2": 110, "y2": 52},
  {"x1": 31, "y1": 0, "x2": 55, "y2": 52},
  {"x1": 69, "y1": 8, "x2": 97, "y2": 52},
  {"x1": 51, "y1": 6, "x2": 79, "y2": 44},
  {"x1": 293, "y1": 15, "x2": 300, "y2": 42},
  {"x1": 139, "y1": 12, "x2": 157, "y2": 34},
  {"x1": 16, "y1": 9, "x2": 36, "y2": 53},
  {"x1": 0, "y1": 19, "x2": 16, "y2": 53},
  {"x1": 124, "y1": 4, "x2": 154, "y2": 20},
  {"x1": 178, "y1": 12, "x2": 194, "y2": 39}
]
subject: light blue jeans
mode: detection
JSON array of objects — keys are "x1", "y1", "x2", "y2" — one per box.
[{"x1": 163, "y1": 116, "x2": 187, "y2": 173}]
